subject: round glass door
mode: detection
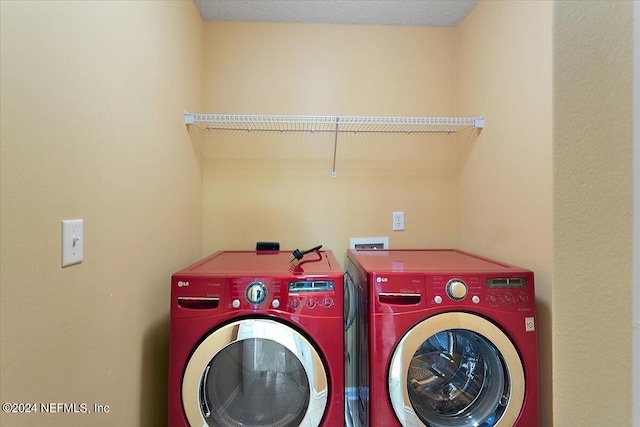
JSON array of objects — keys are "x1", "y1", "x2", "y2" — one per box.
[
  {"x1": 183, "y1": 318, "x2": 328, "y2": 427},
  {"x1": 388, "y1": 312, "x2": 525, "y2": 427}
]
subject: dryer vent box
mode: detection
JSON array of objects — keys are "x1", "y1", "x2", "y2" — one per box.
[{"x1": 350, "y1": 237, "x2": 389, "y2": 250}]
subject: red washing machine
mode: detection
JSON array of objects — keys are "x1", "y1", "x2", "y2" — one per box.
[
  {"x1": 169, "y1": 250, "x2": 344, "y2": 427},
  {"x1": 345, "y1": 249, "x2": 538, "y2": 427}
]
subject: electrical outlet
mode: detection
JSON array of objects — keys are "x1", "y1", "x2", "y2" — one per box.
[{"x1": 392, "y1": 211, "x2": 404, "y2": 231}]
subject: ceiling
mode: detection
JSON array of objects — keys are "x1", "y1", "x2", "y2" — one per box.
[{"x1": 192, "y1": 0, "x2": 479, "y2": 27}]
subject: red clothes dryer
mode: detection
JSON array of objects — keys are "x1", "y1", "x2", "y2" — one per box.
[
  {"x1": 169, "y1": 250, "x2": 344, "y2": 427},
  {"x1": 345, "y1": 249, "x2": 539, "y2": 427}
]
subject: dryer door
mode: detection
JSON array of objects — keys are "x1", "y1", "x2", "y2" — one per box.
[
  {"x1": 182, "y1": 318, "x2": 328, "y2": 427},
  {"x1": 388, "y1": 312, "x2": 525, "y2": 427}
]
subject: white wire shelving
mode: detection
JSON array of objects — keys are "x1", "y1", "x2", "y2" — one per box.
[
  {"x1": 185, "y1": 112, "x2": 484, "y2": 133},
  {"x1": 184, "y1": 112, "x2": 484, "y2": 177}
]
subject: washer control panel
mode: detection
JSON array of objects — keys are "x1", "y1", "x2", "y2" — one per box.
[{"x1": 428, "y1": 275, "x2": 534, "y2": 312}]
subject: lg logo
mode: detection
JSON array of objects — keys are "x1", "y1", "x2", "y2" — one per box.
[
  {"x1": 177, "y1": 281, "x2": 190, "y2": 287},
  {"x1": 376, "y1": 277, "x2": 388, "y2": 283}
]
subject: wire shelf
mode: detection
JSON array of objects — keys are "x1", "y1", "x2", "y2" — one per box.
[
  {"x1": 185, "y1": 113, "x2": 484, "y2": 133},
  {"x1": 183, "y1": 112, "x2": 484, "y2": 177}
]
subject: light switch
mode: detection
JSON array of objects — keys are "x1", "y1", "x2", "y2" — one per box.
[{"x1": 62, "y1": 219, "x2": 83, "y2": 267}]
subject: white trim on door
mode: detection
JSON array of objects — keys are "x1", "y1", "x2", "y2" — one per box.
[
  {"x1": 387, "y1": 312, "x2": 525, "y2": 427},
  {"x1": 181, "y1": 318, "x2": 329, "y2": 427}
]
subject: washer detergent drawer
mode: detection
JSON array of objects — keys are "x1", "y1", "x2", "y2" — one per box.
[
  {"x1": 182, "y1": 318, "x2": 328, "y2": 427},
  {"x1": 372, "y1": 273, "x2": 426, "y2": 313}
]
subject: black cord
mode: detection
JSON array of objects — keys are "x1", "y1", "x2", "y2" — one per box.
[{"x1": 290, "y1": 245, "x2": 323, "y2": 262}]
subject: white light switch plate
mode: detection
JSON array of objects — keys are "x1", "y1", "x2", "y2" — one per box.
[{"x1": 62, "y1": 219, "x2": 83, "y2": 267}]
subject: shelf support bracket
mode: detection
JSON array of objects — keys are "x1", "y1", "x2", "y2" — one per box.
[
  {"x1": 474, "y1": 115, "x2": 485, "y2": 128},
  {"x1": 184, "y1": 111, "x2": 196, "y2": 125},
  {"x1": 331, "y1": 117, "x2": 339, "y2": 178}
]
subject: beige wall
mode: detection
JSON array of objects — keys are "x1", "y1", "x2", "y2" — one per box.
[
  {"x1": 200, "y1": 22, "x2": 463, "y2": 259},
  {"x1": 456, "y1": 1, "x2": 554, "y2": 425},
  {"x1": 0, "y1": 2, "x2": 203, "y2": 426},
  {"x1": 553, "y1": 1, "x2": 633, "y2": 426}
]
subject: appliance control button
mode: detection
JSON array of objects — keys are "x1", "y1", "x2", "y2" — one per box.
[
  {"x1": 245, "y1": 282, "x2": 267, "y2": 305},
  {"x1": 504, "y1": 293, "x2": 515, "y2": 304},
  {"x1": 488, "y1": 294, "x2": 499, "y2": 305},
  {"x1": 472, "y1": 295, "x2": 480, "y2": 304},
  {"x1": 446, "y1": 279, "x2": 468, "y2": 300},
  {"x1": 271, "y1": 299, "x2": 280, "y2": 309},
  {"x1": 322, "y1": 296, "x2": 333, "y2": 308},
  {"x1": 434, "y1": 295, "x2": 443, "y2": 304},
  {"x1": 232, "y1": 299, "x2": 241, "y2": 309},
  {"x1": 306, "y1": 298, "x2": 317, "y2": 309},
  {"x1": 518, "y1": 292, "x2": 529, "y2": 303},
  {"x1": 289, "y1": 297, "x2": 300, "y2": 309}
]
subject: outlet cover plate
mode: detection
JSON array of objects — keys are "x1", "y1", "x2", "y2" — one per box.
[{"x1": 392, "y1": 211, "x2": 405, "y2": 231}]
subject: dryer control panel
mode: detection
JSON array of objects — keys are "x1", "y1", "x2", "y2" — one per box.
[
  {"x1": 287, "y1": 279, "x2": 339, "y2": 315},
  {"x1": 171, "y1": 275, "x2": 342, "y2": 318},
  {"x1": 224, "y1": 276, "x2": 342, "y2": 317},
  {"x1": 226, "y1": 278, "x2": 287, "y2": 310}
]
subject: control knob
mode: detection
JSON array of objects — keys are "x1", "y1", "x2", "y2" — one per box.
[
  {"x1": 246, "y1": 282, "x2": 267, "y2": 305},
  {"x1": 446, "y1": 279, "x2": 467, "y2": 301}
]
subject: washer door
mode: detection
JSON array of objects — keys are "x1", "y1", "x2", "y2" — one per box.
[
  {"x1": 183, "y1": 318, "x2": 328, "y2": 427},
  {"x1": 388, "y1": 312, "x2": 525, "y2": 427}
]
